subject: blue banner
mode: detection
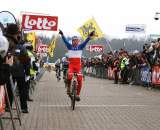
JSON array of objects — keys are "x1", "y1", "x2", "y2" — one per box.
[{"x1": 140, "y1": 66, "x2": 151, "y2": 83}]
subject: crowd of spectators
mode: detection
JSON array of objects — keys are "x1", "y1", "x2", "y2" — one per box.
[{"x1": 82, "y1": 38, "x2": 160, "y2": 86}]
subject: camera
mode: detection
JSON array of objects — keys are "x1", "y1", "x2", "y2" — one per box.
[
  {"x1": 154, "y1": 17, "x2": 159, "y2": 20},
  {"x1": 154, "y1": 13, "x2": 159, "y2": 20}
]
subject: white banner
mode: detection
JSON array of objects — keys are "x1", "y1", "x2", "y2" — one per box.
[
  {"x1": 150, "y1": 34, "x2": 160, "y2": 39},
  {"x1": 125, "y1": 24, "x2": 146, "y2": 33}
]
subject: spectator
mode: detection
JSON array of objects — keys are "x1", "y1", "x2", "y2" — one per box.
[{"x1": 5, "y1": 23, "x2": 29, "y2": 113}]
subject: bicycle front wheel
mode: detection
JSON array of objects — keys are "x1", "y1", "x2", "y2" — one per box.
[{"x1": 71, "y1": 81, "x2": 77, "y2": 110}]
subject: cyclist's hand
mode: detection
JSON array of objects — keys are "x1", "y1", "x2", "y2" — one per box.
[
  {"x1": 89, "y1": 31, "x2": 95, "y2": 37},
  {"x1": 59, "y1": 29, "x2": 64, "y2": 36}
]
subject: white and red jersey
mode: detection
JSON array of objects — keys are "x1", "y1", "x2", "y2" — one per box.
[{"x1": 62, "y1": 35, "x2": 91, "y2": 79}]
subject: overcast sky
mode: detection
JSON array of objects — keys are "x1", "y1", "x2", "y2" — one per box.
[{"x1": 0, "y1": 0, "x2": 160, "y2": 38}]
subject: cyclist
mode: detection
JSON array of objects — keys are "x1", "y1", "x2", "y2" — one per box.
[
  {"x1": 62, "y1": 56, "x2": 69, "y2": 81},
  {"x1": 59, "y1": 30, "x2": 95, "y2": 101},
  {"x1": 55, "y1": 58, "x2": 61, "y2": 80}
]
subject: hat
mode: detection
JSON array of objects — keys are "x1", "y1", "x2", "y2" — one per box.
[{"x1": 6, "y1": 23, "x2": 19, "y2": 35}]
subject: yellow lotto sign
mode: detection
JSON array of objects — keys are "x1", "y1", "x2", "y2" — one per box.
[{"x1": 77, "y1": 18, "x2": 103, "y2": 40}]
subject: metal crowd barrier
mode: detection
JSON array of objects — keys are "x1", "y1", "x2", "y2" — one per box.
[{"x1": 84, "y1": 65, "x2": 160, "y2": 87}]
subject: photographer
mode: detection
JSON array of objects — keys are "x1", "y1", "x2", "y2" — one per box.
[
  {"x1": 0, "y1": 23, "x2": 14, "y2": 110},
  {"x1": 4, "y1": 23, "x2": 29, "y2": 113},
  {"x1": 0, "y1": 26, "x2": 11, "y2": 85}
]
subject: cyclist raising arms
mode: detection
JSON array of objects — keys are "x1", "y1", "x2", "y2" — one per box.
[{"x1": 59, "y1": 30, "x2": 95, "y2": 101}]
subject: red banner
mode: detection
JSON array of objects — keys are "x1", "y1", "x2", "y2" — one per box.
[
  {"x1": 0, "y1": 85, "x2": 5, "y2": 115},
  {"x1": 152, "y1": 66, "x2": 160, "y2": 85},
  {"x1": 21, "y1": 14, "x2": 58, "y2": 31},
  {"x1": 37, "y1": 44, "x2": 49, "y2": 53},
  {"x1": 88, "y1": 45, "x2": 104, "y2": 52}
]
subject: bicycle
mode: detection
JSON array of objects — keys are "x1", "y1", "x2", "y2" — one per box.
[
  {"x1": 56, "y1": 68, "x2": 61, "y2": 81},
  {"x1": 70, "y1": 72, "x2": 78, "y2": 110},
  {"x1": 63, "y1": 69, "x2": 68, "y2": 88}
]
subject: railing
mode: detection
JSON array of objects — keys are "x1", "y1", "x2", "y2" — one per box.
[{"x1": 83, "y1": 65, "x2": 160, "y2": 87}]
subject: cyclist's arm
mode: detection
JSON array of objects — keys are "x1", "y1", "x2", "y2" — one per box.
[
  {"x1": 78, "y1": 37, "x2": 91, "y2": 49},
  {"x1": 62, "y1": 35, "x2": 72, "y2": 49}
]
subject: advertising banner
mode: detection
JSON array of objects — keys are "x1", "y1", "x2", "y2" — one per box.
[
  {"x1": 126, "y1": 24, "x2": 146, "y2": 33},
  {"x1": 37, "y1": 44, "x2": 49, "y2": 57},
  {"x1": 22, "y1": 14, "x2": 58, "y2": 31},
  {"x1": 152, "y1": 66, "x2": 160, "y2": 85},
  {"x1": 88, "y1": 45, "x2": 104, "y2": 53},
  {"x1": 140, "y1": 66, "x2": 151, "y2": 83}
]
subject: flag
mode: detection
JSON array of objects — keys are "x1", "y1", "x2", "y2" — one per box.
[
  {"x1": 26, "y1": 32, "x2": 36, "y2": 51},
  {"x1": 77, "y1": 18, "x2": 103, "y2": 40},
  {"x1": 48, "y1": 35, "x2": 58, "y2": 57}
]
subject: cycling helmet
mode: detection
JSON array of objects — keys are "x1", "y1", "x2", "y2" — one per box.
[
  {"x1": 72, "y1": 36, "x2": 79, "y2": 40},
  {"x1": 65, "y1": 53, "x2": 69, "y2": 58}
]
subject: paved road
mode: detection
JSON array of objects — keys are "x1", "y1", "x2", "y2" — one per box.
[{"x1": 4, "y1": 71, "x2": 160, "y2": 130}]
